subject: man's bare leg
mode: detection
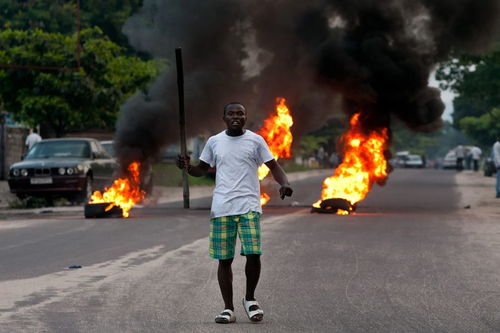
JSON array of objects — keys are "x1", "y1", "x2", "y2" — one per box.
[
  {"x1": 245, "y1": 254, "x2": 261, "y2": 301},
  {"x1": 218, "y1": 258, "x2": 234, "y2": 310}
]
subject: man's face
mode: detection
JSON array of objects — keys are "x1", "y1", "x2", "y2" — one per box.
[{"x1": 223, "y1": 104, "x2": 247, "y2": 131}]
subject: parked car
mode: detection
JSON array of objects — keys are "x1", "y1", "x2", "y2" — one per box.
[
  {"x1": 442, "y1": 151, "x2": 457, "y2": 169},
  {"x1": 100, "y1": 140, "x2": 115, "y2": 157},
  {"x1": 8, "y1": 138, "x2": 117, "y2": 203},
  {"x1": 99, "y1": 140, "x2": 154, "y2": 195},
  {"x1": 404, "y1": 154, "x2": 425, "y2": 168},
  {"x1": 394, "y1": 151, "x2": 409, "y2": 168}
]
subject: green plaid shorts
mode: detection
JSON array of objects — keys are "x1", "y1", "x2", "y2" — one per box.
[{"x1": 209, "y1": 211, "x2": 261, "y2": 259}]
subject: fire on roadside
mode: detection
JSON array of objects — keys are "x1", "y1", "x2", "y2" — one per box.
[
  {"x1": 88, "y1": 161, "x2": 146, "y2": 218},
  {"x1": 257, "y1": 97, "x2": 294, "y2": 205},
  {"x1": 312, "y1": 113, "x2": 389, "y2": 214}
]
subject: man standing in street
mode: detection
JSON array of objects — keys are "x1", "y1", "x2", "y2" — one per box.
[
  {"x1": 25, "y1": 128, "x2": 42, "y2": 151},
  {"x1": 470, "y1": 146, "x2": 482, "y2": 172},
  {"x1": 176, "y1": 102, "x2": 293, "y2": 324},
  {"x1": 493, "y1": 137, "x2": 500, "y2": 198}
]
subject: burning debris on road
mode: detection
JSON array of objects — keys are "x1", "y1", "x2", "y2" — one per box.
[
  {"x1": 257, "y1": 97, "x2": 294, "y2": 205},
  {"x1": 112, "y1": 0, "x2": 500, "y2": 215},
  {"x1": 310, "y1": 198, "x2": 355, "y2": 215},
  {"x1": 85, "y1": 162, "x2": 145, "y2": 218},
  {"x1": 312, "y1": 113, "x2": 389, "y2": 214}
]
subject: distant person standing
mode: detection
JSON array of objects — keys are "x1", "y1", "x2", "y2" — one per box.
[
  {"x1": 470, "y1": 146, "x2": 482, "y2": 172},
  {"x1": 25, "y1": 128, "x2": 42, "y2": 151},
  {"x1": 493, "y1": 137, "x2": 500, "y2": 198},
  {"x1": 455, "y1": 145, "x2": 465, "y2": 171}
]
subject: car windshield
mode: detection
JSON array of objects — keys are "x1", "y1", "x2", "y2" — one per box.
[
  {"x1": 25, "y1": 141, "x2": 91, "y2": 159},
  {"x1": 445, "y1": 153, "x2": 456, "y2": 159},
  {"x1": 409, "y1": 155, "x2": 420, "y2": 161},
  {"x1": 101, "y1": 143, "x2": 115, "y2": 157}
]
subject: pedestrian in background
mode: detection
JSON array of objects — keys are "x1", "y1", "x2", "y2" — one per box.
[
  {"x1": 455, "y1": 145, "x2": 465, "y2": 171},
  {"x1": 25, "y1": 128, "x2": 42, "y2": 151},
  {"x1": 470, "y1": 146, "x2": 482, "y2": 172},
  {"x1": 493, "y1": 136, "x2": 500, "y2": 198}
]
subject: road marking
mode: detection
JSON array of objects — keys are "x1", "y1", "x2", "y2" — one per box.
[{"x1": 0, "y1": 208, "x2": 304, "y2": 324}]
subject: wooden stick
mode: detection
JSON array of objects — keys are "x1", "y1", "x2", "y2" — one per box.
[{"x1": 175, "y1": 47, "x2": 189, "y2": 208}]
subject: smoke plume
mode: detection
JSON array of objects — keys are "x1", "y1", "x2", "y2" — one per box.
[{"x1": 115, "y1": 0, "x2": 500, "y2": 167}]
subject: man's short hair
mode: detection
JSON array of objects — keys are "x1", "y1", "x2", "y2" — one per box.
[{"x1": 223, "y1": 102, "x2": 245, "y2": 115}]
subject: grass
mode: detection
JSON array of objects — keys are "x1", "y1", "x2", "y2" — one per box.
[
  {"x1": 153, "y1": 163, "x2": 215, "y2": 187},
  {"x1": 282, "y1": 162, "x2": 319, "y2": 173}
]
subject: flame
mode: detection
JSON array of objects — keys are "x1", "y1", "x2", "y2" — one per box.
[
  {"x1": 260, "y1": 192, "x2": 270, "y2": 206},
  {"x1": 313, "y1": 113, "x2": 389, "y2": 214},
  {"x1": 89, "y1": 162, "x2": 146, "y2": 218},
  {"x1": 257, "y1": 97, "x2": 294, "y2": 204}
]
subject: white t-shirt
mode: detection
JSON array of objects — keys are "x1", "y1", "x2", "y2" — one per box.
[
  {"x1": 199, "y1": 130, "x2": 274, "y2": 218},
  {"x1": 493, "y1": 141, "x2": 500, "y2": 168},
  {"x1": 470, "y1": 146, "x2": 482, "y2": 160},
  {"x1": 25, "y1": 133, "x2": 42, "y2": 150}
]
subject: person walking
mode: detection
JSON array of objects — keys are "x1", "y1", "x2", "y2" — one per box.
[
  {"x1": 176, "y1": 102, "x2": 293, "y2": 324},
  {"x1": 493, "y1": 137, "x2": 500, "y2": 198},
  {"x1": 25, "y1": 128, "x2": 42, "y2": 151},
  {"x1": 470, "y1": 146, "x2": 482, "y2": 172},
  {"x1": 455, "y1": 145, "x2": 465, "y2": 171}
]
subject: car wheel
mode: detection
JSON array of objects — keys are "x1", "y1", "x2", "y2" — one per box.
[{"x1": 76, "y1": 175, "x2": 93, "y2": 204}]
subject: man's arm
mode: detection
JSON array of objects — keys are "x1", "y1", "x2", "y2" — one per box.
[
  {"x1": 264, "y1": 159, "x2": 293, "y2": 199},
  {"x1": 176, "y1": 154, "x2": 210, "y2": 177}
]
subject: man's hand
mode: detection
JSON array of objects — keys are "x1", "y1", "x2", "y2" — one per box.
[
  {"x1": 279, "y1": 184, "x2": 293, "y2": 200},
  {"x1": 176, "y1": 154, "x2": 191, "y2": 170}
]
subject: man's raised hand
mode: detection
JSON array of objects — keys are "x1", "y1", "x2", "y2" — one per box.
[{"x1": 176, "y1": 154, "x2": 191, "y2": 170}]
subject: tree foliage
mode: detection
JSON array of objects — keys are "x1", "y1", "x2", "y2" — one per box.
[
  {"x1": 459, "y1": 108, "x2": 500, "y2": 147},
  {"x1": 391, "y1": 119, "x2": 468, "y2": 159},
  {"x1": 0, "y1": 28, "x2": 163, "y2": 137},
  {"x1": 436, "y1": 44, "x2": 500, "y2": 145},
  {"x1": 0, "y1": 0, "x2": 143, "y2": 50}
]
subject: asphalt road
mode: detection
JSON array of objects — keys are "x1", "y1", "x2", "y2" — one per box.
[{"x1": 1, "y1": 169, "x2": 499, "y2": 332}]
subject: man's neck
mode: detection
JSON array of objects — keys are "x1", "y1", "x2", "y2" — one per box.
[{"x1": 226, "y1": 128, "x2": 245, "y2": 137}]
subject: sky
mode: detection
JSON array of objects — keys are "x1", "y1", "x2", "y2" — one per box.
[{"x1": 429, "y1": 71, "x2": 456, "y2": 123}]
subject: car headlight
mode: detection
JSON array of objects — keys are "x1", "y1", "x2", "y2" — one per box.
[
  {"x1": 67, "y1": 167, "x2": 75, "y2": 175},
  {"x1": 13, "y1": 169, "x2": 20, "y2": 177},
  {"x1": 76, "y1": 164, "x2": 84, "y2": 172},
  {"x1": 58, "y1": 167, "x2": 66, "y2": 175},
  {"x1": 21, "y1": 169, "x2": 28, "y2": 177}
]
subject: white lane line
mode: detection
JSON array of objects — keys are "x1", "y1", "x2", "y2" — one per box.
[{"x1": 0, "y1": 209, "x2": 304, "y2": 322}]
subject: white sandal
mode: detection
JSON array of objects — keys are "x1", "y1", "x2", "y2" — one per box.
[
  {"x1": 215, "y1": 309, "x2": 236, "y2": 324},
  {"x1": 242, "y1": 298, "x2": 264, "y2": 322}
]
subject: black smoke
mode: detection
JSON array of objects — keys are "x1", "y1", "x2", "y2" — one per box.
[{"x1": 115, "y1": 0, "x2": 500, "y2": 167}]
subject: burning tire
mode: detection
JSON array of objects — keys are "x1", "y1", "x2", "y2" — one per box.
[
  {"x1": 84, "y1": 203, "x2": 123, "y2": 218},
  {"x1": 310, "y1": 198, "x2": 355, "y2": 214}
]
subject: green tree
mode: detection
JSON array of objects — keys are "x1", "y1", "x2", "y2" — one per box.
[
  {"x1": 436, "y1": 44, "x2": 500, "y2": 145},
  {"x1": 0, "y1": 0, "x2": 143, "y2": 50},
  {"x1": 391, "y1": 119, "x2": 467, "y2": 159},
  {"x1": 459, "y1": 108, "x2": 500, "y2": 147},
  {"x1": 0, "y1": 27, "x2": 163, "y2": 137}
]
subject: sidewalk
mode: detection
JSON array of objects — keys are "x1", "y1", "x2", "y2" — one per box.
[
  {"x1": 0, "y1": 181, "x2": 16, "y2": 209},
  {"x1": 455, "y1": 170, "x2": 499, "y2": 217}
]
